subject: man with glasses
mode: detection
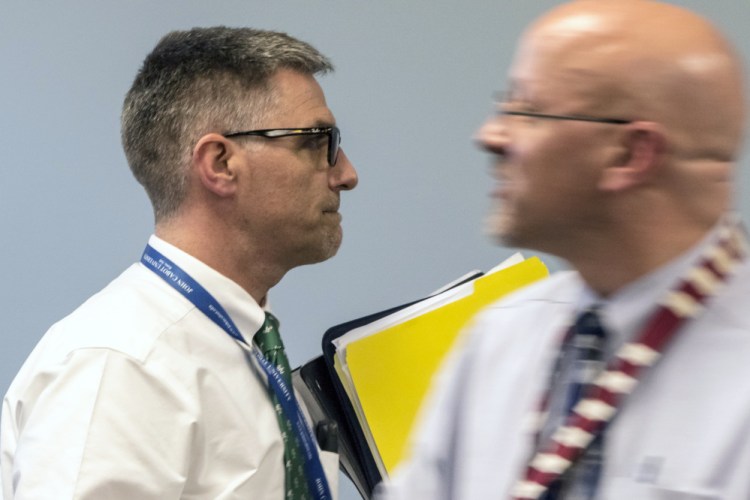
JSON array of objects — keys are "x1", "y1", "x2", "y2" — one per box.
[
  {"x1": 379, "y1": 1, "x2": 749, "y2": 499},
  {"x1": 2, "y1": 27, "x2": 357, "y2": 499}
]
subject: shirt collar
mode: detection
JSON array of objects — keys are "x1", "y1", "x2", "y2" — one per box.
[{"x1": 147, "y1": 235, "x2": 266, "y2": 343}]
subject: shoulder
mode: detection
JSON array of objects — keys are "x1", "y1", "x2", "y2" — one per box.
[
  {"x1": 476, "y1": 270, "x2": 582, "y2": 325},
  {"x1": 454, "y1": 271, "x2": 582, "y2": 367},
  {"x1": 36, "y1": 263, "x2": 194, "y2": 363},
  {"x1": 5, "y1": 263, "x2": 208, "y2": 421}
]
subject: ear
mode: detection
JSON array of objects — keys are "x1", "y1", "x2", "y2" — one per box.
[
  {"x1": 192, "y1": 133, "x2": 240, "y2": 198},
  {"x1": 599, "y1": 122, "x2": 666, "y2": 192}
]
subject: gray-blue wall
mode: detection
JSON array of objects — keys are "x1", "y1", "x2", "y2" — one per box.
[{"x1": 2, "y1": 2, "x2": 749, "y2": 498}]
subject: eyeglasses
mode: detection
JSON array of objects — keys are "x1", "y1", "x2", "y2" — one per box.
[
  {"x1": 223, "y1": 126, "x2": 341, "y2": 166},
  {"x1": 494, "y1": 89, "x2": 632, "y2": 125},
  {"x1": 501, "y1": 110, "x2": 632, "y2": 125}
]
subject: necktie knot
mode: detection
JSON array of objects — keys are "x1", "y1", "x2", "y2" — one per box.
[
  {"x1": 254, "y1": 312, "x2": 286, "y2": 359},
  {"x1": 572, "y1": 309, "x2": 607, "y2": 366},
  {"x1": 574, "y1": 309, "x2": 606, "y2": 339}
]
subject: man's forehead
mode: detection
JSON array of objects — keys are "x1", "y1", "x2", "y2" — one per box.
[
  {"x1": 267, "y1": 69, "x2": 335, "y2": 125},
  {"x1": 508, "y1": 36, "x2": 609, "y2": 100},
  {"x1": 507, "y1": 12, "x2": 635, "y2": 102}
]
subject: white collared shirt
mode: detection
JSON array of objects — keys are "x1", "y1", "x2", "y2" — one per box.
[
  {"x1": 1, "y1": 235, "x2": 339, "y2": 499},
  {"x1": 379, "y1": 223, "x2": 750, "y2": 500}
]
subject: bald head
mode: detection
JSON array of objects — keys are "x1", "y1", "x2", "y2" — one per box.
[
  {"x1": 479, "y1": 0, "x2": 747, "y2": 291},
  {"x1": 517, "y1": 0, "x2": 745, "y2": 161}
]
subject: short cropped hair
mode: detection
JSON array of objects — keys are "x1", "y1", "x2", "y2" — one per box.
[{"x1": 121, "y1": 27, "x2": 334, "y2": 221}]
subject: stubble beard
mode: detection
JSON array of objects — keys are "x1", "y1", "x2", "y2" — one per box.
[
  {"x1": 300, "y1": 223, "x2": 342, "y2": 266},
  {"x1": 485, "y1": 200, "x2": 519, "y2": 247}
]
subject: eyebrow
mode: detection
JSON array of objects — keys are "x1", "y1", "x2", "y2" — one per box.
[
  {"x1": 309, "y1": 116, "x2": 336, "y2": 128},
  {"x1": 504, "y1": 79, "x2": 528, "y2": 99},
  {"x1": 495, "y1": 87, "x2": 533, "y2": 105}
]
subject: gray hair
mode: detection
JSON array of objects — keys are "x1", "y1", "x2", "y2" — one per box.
[{"x1": 121, "y1": 26, "x2": 334, "y2": 221}]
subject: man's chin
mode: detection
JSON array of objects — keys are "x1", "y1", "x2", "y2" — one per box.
[
  {"x1": 484, "y1": 213, "x2": 518, "y2": 246},
  {"x1": 306, "y1": 231, "x2": 343, "y2": 265}
]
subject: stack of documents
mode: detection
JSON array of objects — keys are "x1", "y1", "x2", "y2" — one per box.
[{"x1": 292, "y1": 254, "x2": 549, "y2": 498}]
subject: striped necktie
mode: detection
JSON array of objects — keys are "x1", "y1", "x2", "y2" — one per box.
[
  {"x1": 254, "y1": 312, "x2": 310, "y2": 499},
  {"x1": 543, "y1": 309, "x2": 607, "y2": 500}
]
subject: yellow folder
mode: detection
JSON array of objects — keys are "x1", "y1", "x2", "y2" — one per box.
[{"x1": 345, "y1": 256, "x2": 549, "y2": 473}]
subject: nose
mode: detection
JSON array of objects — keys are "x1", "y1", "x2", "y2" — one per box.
[
  {"x1": 475, "y1": 118, "x2": 508, "y2": 156},
  {"x1": 329, "y1": 149, "x2": 359, "y2": 191}
]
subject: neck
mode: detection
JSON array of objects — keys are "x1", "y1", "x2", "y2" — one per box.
[
  {"x1": 565, "y1": 215, "x2": 720, "y2": 297},
  {"x1": 155, "y1": 214, "x2": 287, "y2": 305}
]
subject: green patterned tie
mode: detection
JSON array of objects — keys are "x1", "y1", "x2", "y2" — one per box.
[{"x1": 254, "y1": 312, "x2": 310, "y2": 499}]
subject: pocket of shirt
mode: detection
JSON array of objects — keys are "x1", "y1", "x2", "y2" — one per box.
[
  {"x1": 319, "y1": 450, "x2": 339, "y2": 500},
  {"x1": 651, "y1": 486, "x2": 720, "y2": 500},
  {"x1": 605, "y1": 477, "x2": 721, "y2": 500}
]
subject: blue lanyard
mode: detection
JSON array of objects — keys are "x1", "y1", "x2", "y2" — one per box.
[{"x1": 141, "y1": 244, "x2": 332, "y2": 500}]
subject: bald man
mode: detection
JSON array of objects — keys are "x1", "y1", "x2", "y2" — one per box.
[{"x1": 377, "y1": 1, "x2": 749, "y2": 499}]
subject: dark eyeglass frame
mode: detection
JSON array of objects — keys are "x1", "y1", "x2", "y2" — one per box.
[
  {"x1": 223, "y1": 126, "x2": 341, "y2": 166},
  {"x1": 500, "y1": 109, "x2": 632, "y2": 125}
]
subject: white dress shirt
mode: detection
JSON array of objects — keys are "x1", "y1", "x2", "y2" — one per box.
[
  {"x1": 379, "y1": 223, "x2": 750, "y2": 500},
  {"x1": 1, "y1": 235, "x2": 339, "y2": 499}
]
